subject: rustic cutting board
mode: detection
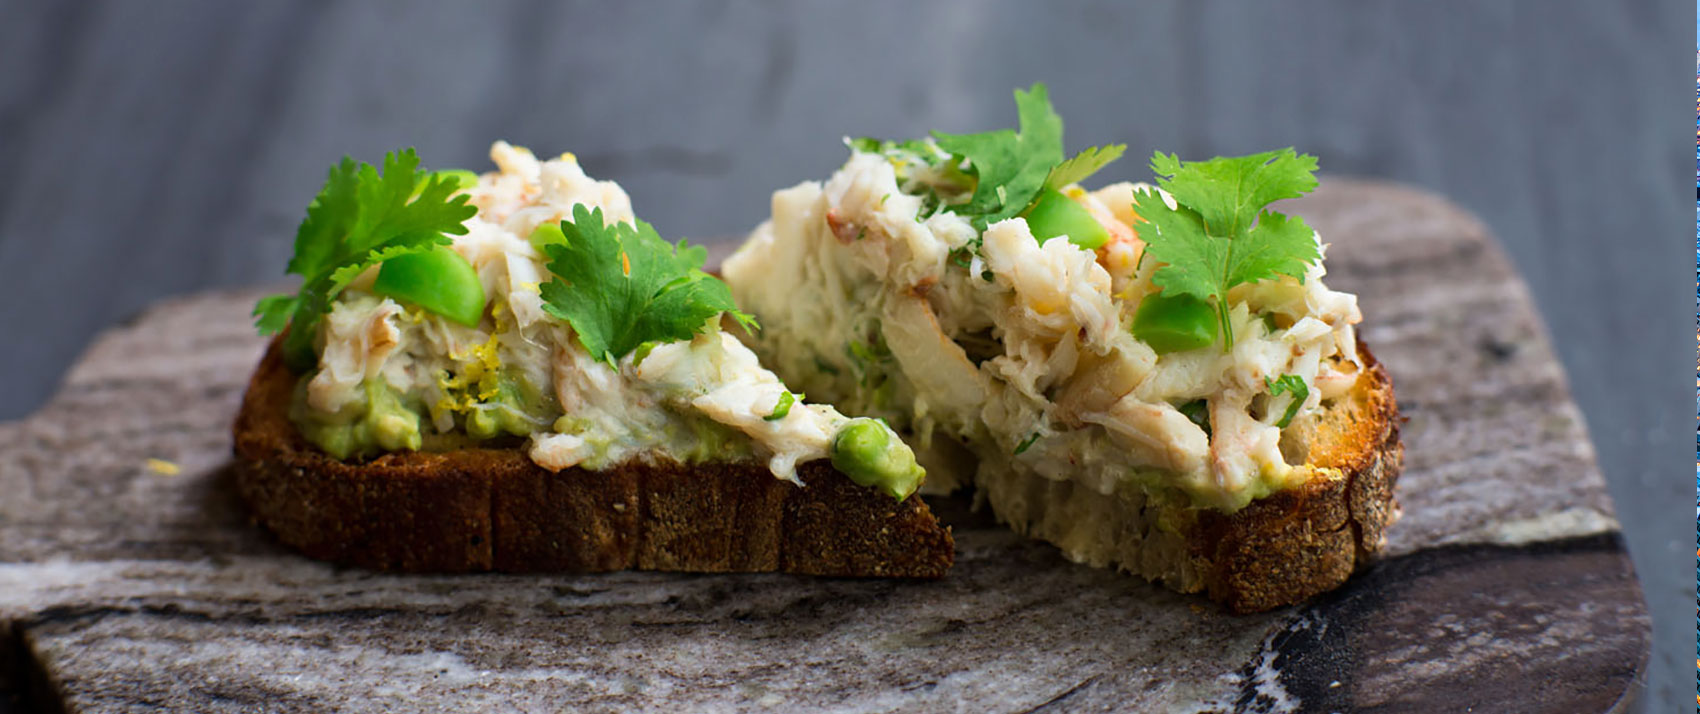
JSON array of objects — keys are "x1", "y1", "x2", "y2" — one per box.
[{"x1": 0, "y1": 181, "x2": 1647, "y2": 713}]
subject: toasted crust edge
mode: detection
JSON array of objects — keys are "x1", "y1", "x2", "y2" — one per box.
[
  {"x1": 231, "y1": 341, "x2": 955, "y2": 578},
  {"x1": 1189, "y1": 341, "x2": 1404, "y2": 613}
]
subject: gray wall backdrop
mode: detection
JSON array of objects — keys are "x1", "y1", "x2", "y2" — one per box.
[{"x1": 1, "y1": 1, "x2": 1688, "y2": 709}]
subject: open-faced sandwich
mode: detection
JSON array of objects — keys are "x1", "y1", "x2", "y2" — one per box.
[
  {"x1": 233, "y1": 143, "x2": 953, "y2": 577},
  {"x1": 722, "y1": 84, "x2": 1402, "y2": 612}
]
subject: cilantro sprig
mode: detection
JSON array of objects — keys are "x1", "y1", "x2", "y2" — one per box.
[
  {"x1": 931, "y1": 84, "x2": 1125, "y2": 229},
  {"x1": 850, "y1": 83, "x2": 1123, "y2": 231},
  {"x1": 1043, "y1": 143, "x2": 1125, "y2": 192},
  {"x1": 930, "y1": 84, "x2": 1065, "y2": 228},
  {"x1": 539, "y1": 204, "x2": 756, "y2": 367},
  {"x1": 844, "y1": 137, "x2": 968, "y2": 221},
  {"x1": 1013, "y1": 431, "x2": 1042, "y2": 455},
  {"x1": 1265, "y1": 374, "x2": 1310, "y2": 428},
  {"x1": 254, "y1": 148, "x2": 477, "y2": 370},
  {"x1": 1130, "y1": 149, "x2": 1322, "y2": 349}
]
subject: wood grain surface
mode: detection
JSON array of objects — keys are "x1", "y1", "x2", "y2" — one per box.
[{"x1": 0, "y1": 180, "x2": 1647, "y2": 713}]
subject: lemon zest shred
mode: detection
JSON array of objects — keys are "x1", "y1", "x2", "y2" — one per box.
[{"x1": 434, "y1": 316, "x2": 505, "y2": 415}]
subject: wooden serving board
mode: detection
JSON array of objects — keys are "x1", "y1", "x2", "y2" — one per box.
[{"x1": 0, "y1": 181, "x2": 1646, "y2": 713}]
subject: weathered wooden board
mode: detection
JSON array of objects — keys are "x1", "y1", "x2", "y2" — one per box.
[{"x1": 0, "y1": 181, "x2": 1646, "y2": 713}]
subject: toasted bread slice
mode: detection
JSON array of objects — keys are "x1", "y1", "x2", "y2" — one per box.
[
  {"x1": 232, "y1": 340, "x2": 955, "y2": 578},
  {"x1": 979, "y1": 341, "x2": 1401, "y2": 613}
]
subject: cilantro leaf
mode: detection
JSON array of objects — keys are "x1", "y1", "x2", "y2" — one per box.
[
  {"x1": 252, "y1": 294, "x2": 298, "y2": 335},
  {"x1": 1220, "y1": 210, "x2": 1318, "y2": 289},
  {"x1": 931, "y1": 83, "x2": 1065, "y2": 228},
  {"x1": 1013, "y1": 431, "x2": 1041, "y2": 455},
  {"x1": 764, "y1": 391, "x2": 798, "y2": 421},
  {"x1": 1044, "y1": 143, "x2": 1126, "y2": 190},
  {"x1": 852, "y1": 84, "x2": 1122, "y2": 235},
  {"x1": 1150, "y1": 149, "x2": 1318, "y2": 238},
  {"x1": 254, "y1": 149, "x2": 477, "y2": 370},
  {"x1": 1131, "y1": 149, "x2": 1321, "y2": 349},
  {"x1": 846, "y1": 137, "x2": 938, "y2": 159},
  {"x1": 1264, "y1": 374, "x2": 1310, "y2": 428},
  {"x1": 845, "y1": 137, "x2": 970, "y2": 221},
  {"x1": 539, "y1": 204, "x2": 756, "y2": 367}
]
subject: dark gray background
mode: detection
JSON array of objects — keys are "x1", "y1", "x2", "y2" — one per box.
[{"x1": 1, "y1": 1, "x2": 1687, "y2": 709}]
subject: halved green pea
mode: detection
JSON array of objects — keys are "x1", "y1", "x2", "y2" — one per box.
[
  {"x1": 434, "y1": 169, "x2": 479, "y2": 191},
  {"x1": 830, "y1": 418, "x2": 925, "y2": 500},
  {"x1": 530, "y1": 222, "x2": 567, "y2": 252},
  {"x1": 1132, "y1": 292, "x2": 1217, "y2": 353},
  {"x1": 409, "y1": 169, "x2": 480, "y2": 200},
  {"x1": 372, "y1": 245, "x2": 487, "y2": 327},
  {"x1": 1023, "y1": 189, "x2": 1111, "y2": 250}
]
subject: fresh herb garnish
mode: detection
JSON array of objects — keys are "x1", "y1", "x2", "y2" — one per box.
[
  {"x1": 1044, "y1": 143, "x2": 1126, "y2": 192},
  {"x1": 847, "y1": 339, "x2": 880, "y2": 365},
  {"x1": 1013, "y1": 431, "x2": 1042, "y2": 455},
  {"x1": 764, "y1": 391, "x2": 799, "y2": 421},
  {"x1": 1130, "y1": 149, "x2": 1322, "y2": 350},
  {"x1": 916, "y1": 192, "x2": 944, "y2": 221},
  {"x1": 947, "y1": 246, "x2": 975, "y2": 269},
  {"x1": 253, "y1": 148, "x2": 478, "y2": 370},
  {"x1": 852, "y1": 83, "x2": 1121, "y2": 232},
  {"x1": 1178, "y1": 399, "x2": 1211, "y2": 434},
  {"x1": 1264, "y1": 374, "x2": 1310, "y2": 428},
  {"x1": 847, "y1": 137, "x2": 937, "y2": 157},
  {"x1": 929, "y1": 83, "x2": 1064, "y2": 229},
  {"x1": 539, "y1": 204, "x2": 756, "y2": 367},
  {"x1": 845, "y1": 336, "x2": 894, "y2": 386},
  {"x1": 845, "y1": 137, "x2": 962, "y2": 222}
]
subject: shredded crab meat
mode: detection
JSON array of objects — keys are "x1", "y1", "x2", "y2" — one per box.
[
  {"x1": 308, "y1": 296, "x2": 403, "y2": 414},
  {"x1": 723, "y1": 151, "x2": 1366, "y2": 509},
  {"x1": 308, "y1": 142, "x2": 860, "y2": 483}
]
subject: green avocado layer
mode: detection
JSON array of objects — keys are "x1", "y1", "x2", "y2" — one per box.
[
  {"x1": 290, "y1": 378, "x2": 425, "y2": 460},
  {"x1": 290, "y1": 370, "x2": 562, "y2": 460}
]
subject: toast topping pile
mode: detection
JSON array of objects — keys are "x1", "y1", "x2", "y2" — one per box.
[
  {"x1": 255, "y1": 142, "x2": 925, "y2": 499},
  {"x1": 723, "y1": 84, "x2": 1364, "y2": 511}
]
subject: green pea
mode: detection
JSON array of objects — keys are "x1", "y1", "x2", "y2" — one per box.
[
  {"x1": 433, "y1": 169, "x2": 479, "y2": 191},
  {"x1": 1022, "y1": 189, "x2": 1111, "y2": 250},
  {"x1": 409, "y1": 169, "x2": 479, "y2": 200},
  {"x1": 1132, "y1": 292, "x2": 1217, "y2": 353},
  {"x1": 830, "y1": 418, "x2": 925, "y2": 500},
  {"x1": 371, "y1": 245, "x2": 487, "y2": 327},
  {"x1": 530, "y1": 222, "x2": 567, "y2": 252}
]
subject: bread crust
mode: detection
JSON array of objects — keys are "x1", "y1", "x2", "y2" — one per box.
[
  {"x1": 1188, "y1": 342, "x2": 1403, "y2": 613},
  {"x1": 231, "y1": 341, "x2": 955, "y2": 578},
  {"x1": 971, "y1": 341, "x2": 1402, "y2": 614}
]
